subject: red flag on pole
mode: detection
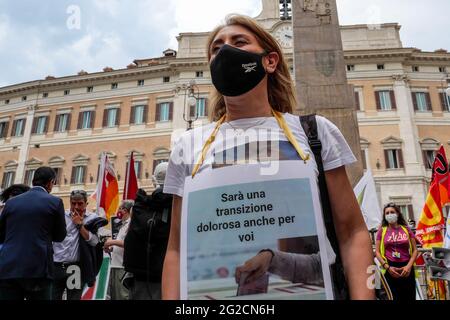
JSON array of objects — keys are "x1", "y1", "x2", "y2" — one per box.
[
  {"x1": 123, "y1": 151, "x2": 138, "y2": 201},
  {"x1": 431, "y1": 145, "x2": 449, "y2": 206}
]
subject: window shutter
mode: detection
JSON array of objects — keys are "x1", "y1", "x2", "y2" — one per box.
[
  {"x1": 70, "y1": 167, "x2": 76, "y2": 184},
  {"x1": 398, "y1": 149, "x2": 404, "y2": 169},
  {"x1": 1, "y1": 173, "x2": 6, "y2": 189},
  {"x1": 407, "y1": 205, "x2": 414, "y2": 221},
  {"x1": 130, "y1": 106, "x2": 136, "y2": 124},
  {"x1": 137, "y1": 162, "x2": 142, "y2": 179},
  {"x1": 102, "y1": 109, "x2": 108, "y2": 127},
  {"x1": 425, "y1": 92, "x2": 432, "y2": 111},
  {"x1": 190, "y1": 103, "x2": 196, "y2": 118},
  {"x1": 375, "y1": 92, "x2": 381, "y2": 110},
  {"x1": 77, "y1": 112, "x2": 83, "y2": 129},
  {"x1": 82, "y1": 166, "x2": 87, "y2": 184},
  {"x1": 155, "y1": 104, "x2": 161, "y2": 122},
  {"x1": 90, "y1": 111, "x2": 96, "y2": 129},
  {"x1": 169, "y1": 102, "x2": 174, "y2": 121},
  {"x1": 116, "y1": 108, "x2": 121, "y2": 126},
  {"x1": 422, "y1": 151, "x2": 429, "y2": 169},
  {"x1": 204, "y1": 98, "x2": 209, "y2": 117},
  {"x1": 11, "y1": 120, "x2": 17, "y2": 137},
  {"x1": 384, "y1": 150, "x2": 389, "y2": 169},
  {"x1": 56, "y1": 168, "x2": 62, "y2": 185},
  {"x1": 96, "y1": 164, "x2": 100, "y2": 182},
  {"x1": 440, "y1": 92, "x2": 446, "y2": 111},
  {"x1": 2, "y1": 121, "x2": 9, "y2": 138},
  {"x1": 390, "y1": 91, "x2": 397, "y2": 110},
  {"x1": 20, "y1": 119, "x2": 26, "y2": 136},
  {"x1": 54, "y1": 115, "x2": 61, "y2": 132},
  {"x1": 66, "y1": 114, "x2": 72, "y2": 131},
  {"x1": 31, "y1": 117, "x2": 37, "y2": 134},
  {"x1": 143, "y1": 105, "x2": 148, "y2": 123},
  {"x1": 354, "y1": 92, "x2": 360, "y2": 111},
  {"x1": 361, "y1": 149, "x2": 367, "y2": 170},
  {"x1": 43, "y1": 116, "x2": 49, "y2": 133},
  {"x1": 411, "y1": 92, "x2": 418, "y2": 111}
]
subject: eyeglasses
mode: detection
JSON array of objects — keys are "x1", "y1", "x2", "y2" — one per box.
[{"x1": 384, "y1": 202, "x2": 397, "y2": 209}]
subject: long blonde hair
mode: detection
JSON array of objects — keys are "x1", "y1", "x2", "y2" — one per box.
[{"x1": 207, "y1": 14, "x2": 297, "y2": 121}]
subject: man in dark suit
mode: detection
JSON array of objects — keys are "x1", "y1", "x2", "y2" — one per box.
[{"x1": 0, "y1": 167, "x2": 67, "y2": 300}]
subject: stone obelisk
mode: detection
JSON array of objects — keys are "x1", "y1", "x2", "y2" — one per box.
[{"x1": 292, "y1": 0, "x2": 363, "y2": 185}]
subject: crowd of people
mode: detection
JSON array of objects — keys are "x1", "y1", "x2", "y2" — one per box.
[{"x1": 0, "y1": 164, "x2": 172, "y2": 300}]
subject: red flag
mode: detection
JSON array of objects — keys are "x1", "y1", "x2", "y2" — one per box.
[
  {"x1": 431, "y1": 145, "x2": 449, "y2": 206},
  {"x1": 96, "y1": 153, "x2": 119, "y2": 221},
  {"x1": 123, "y1": 152, "x2": 138, "y2": 201}
]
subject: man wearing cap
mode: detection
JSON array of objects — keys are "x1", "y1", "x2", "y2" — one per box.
[{"x1": 52, "y1": 190, "x2": 99, "y2": 300}]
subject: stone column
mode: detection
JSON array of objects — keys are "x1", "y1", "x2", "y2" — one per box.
[
  {"x1": 292, "y1": 0, "x2": 363, "y2": 185},
  {"x1": 15, "y1": 104, "x2": 36, "y2": 184},
  {"x1": 392, "y1": 75, "x2": 424, "y2": 176}
]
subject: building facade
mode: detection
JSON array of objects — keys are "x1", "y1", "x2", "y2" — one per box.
[{"x1": 1, "y1": 0, "x2": 450, "y2": 218}]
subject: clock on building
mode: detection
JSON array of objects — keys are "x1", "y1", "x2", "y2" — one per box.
[{"x1": 273, "y1": 23, "x2": 293, "y2": 48}]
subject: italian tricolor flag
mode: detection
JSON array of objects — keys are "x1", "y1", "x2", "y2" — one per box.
[{"x1": 81, "y1": 256, "x2": 111, "y2": 300}]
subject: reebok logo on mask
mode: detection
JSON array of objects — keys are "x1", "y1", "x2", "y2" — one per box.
[{"x1": 242, "y1": 62, "x2": 257, "y2": 73}]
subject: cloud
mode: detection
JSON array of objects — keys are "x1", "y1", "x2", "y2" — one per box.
[{"x1": 0, "y1": 0, "x2": 448, "y2": 88}]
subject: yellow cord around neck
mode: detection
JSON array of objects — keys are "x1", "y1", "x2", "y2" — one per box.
[{"x1": 191, "y1": 109, "x2": 310, "y2": 178}]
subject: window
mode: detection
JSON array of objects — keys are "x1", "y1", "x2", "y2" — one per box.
[
  {"x1": 196, "y1": 71, "x2": 204, "y2": 78},
  {"x1": 423, "y1": 150, "x2": 436, "y2": 169},
  {"x1": 361, "y1": 149, "x2": 367, "y2": 170},
  {"x1": 156, "y1": 102, "x2": 173, "y2": 122},
  {"x1": 377, "y1": 64, "x2": 385, "y2": 70},
  {"x1": 384, "y1": 149, "x2": 404, "y2": 169},
  {"x1": 12, "y1": 119, "x2": 26, "y2": 137},
  {"x1": 163, "y1": 76, "x2": 170, "y2": 83},
  {"x1": 87, "y1": 86, "x2": 94, "y2": 93},
  {"x1": 78, "y1": 111, "x2": 95, "y2": 129},
  {"x1": 354, "y1": 91, "x2": 361, "y2": 111},
  {"x1": 42, "y1": 92, "x2": 49, "y2": 98},
  {"x1": 412, "y1": 92, "x2": 431, "y2": 112},
  {"x1": 439, "y1": 67, "x2": 447, "y2": 73},
  {"x1": 32, "y1": 116, "x2": 48, "y2": 135},
  {"x1": 131, "y1": 105, "x2": 146, "y2": 125},
  {"x1": 347, "y1": 65, "x2": 355, "y2": 72},
  {"x1": 5, "y1": 99, "x2": 9, "y2": 105},
  {"x1": 440, "y1": 92, "x2": 450, "y2": 112},
  {"x1": 55, "y1": 114, "x2": 70, "y2": 132},
  {"x1": 412, "y1": 66, "x2": 420, "y2": 72},
  {"x1": 71, "y1": 166, "x2": 86, "y2": 184},
  {"x1": 191, "y1": 98, "x2": 207, "y2": 118},
  {"x1": 0, "y1": 121, "x2": 9, "y2": 138},
  {"x1": 1, "y1": 172, "x2": 15, "y2": 189},
  {"x1": 24, "y1": 169, "x2": 35, "y2": 186},
  {"x1": 52, "y1": 167, "x2": 62, "y2": 185},
  {"x1": 111, "y1": 83, "x2": 118, "y2": 90},
  {"x1": 398, "y1": 205, "x2": 414, "y2": 222},
  {"x1": 126, "y1": 160, "x2": 143, "y2": 180},
  {"x1": 64, "y1": 90, "x2": 70, "y2": 96},
  {"x1": 376, "y1": 91, "x2": 396, "y2": 111},
  {"x1": 137, "y1": 80, "x2": 145, "y2": 87},
  {"x1": 103, "y1": 108, "x2": 120, "y2": 128}
]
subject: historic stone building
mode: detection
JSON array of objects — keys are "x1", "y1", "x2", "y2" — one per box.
[{"x1": 1, "y1": 0, "x2": 449, "y2": 218}]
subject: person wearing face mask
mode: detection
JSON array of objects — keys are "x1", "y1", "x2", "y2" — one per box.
[
  {"x1": 375, "y1": 203, "x2": 418, "y2": 300},
  {"x1": 162, "y1": 14, "x2": 374, "y2": 300}
]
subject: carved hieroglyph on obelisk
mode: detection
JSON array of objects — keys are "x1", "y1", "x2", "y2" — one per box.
[{"x1": 292, "y1": 0, "x2": 363, "y2": 184}]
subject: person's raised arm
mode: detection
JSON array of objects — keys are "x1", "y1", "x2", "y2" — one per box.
[
  {"x1": 325, "y1": 166, "x2": 375, "y2": 300},
  {"x1": 162, "y1": 195, "x2": 182, "y2": 300}
]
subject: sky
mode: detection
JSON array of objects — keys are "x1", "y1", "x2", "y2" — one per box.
[{"x1": 0, "y1": 0, "x2": 448, "y2": 88}]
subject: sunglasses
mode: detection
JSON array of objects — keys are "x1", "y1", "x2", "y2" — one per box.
[{"x1": 384, "y1": 202, "x2": 397, "y2": 209}]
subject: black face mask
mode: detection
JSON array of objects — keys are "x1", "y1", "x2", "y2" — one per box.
[{"x1": 210, "y1": 44, "x2": 267, "y2": 97}]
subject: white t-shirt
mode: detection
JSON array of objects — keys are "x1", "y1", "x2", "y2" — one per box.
[
  {"x1": 110, "y1": 217, "x2": 130, "y2": 268},
  {"x1": 163, "y1": 113, "x2": 356, "y2": 197}
]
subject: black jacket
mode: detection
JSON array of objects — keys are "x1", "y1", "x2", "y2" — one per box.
[
  {"x1": 79, "y1": 217, "x2": 108, "y2": 287},
  {"x1": 0, "y1": 187, "x2": 67, "y2": 280},
  {"x1": 123, "y1": 188, "x2": 172, "y2": 281}
]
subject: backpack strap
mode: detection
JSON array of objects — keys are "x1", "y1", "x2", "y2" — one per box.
[{"x1": 300, "y1": 114, "x2": 349, "y2": 300}]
